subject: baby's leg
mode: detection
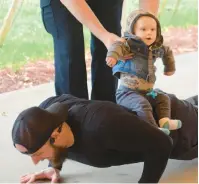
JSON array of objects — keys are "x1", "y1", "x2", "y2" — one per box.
[
  {"x1": 116, "y1": 89, "x2": 170, "y2": 134},
  {"x1": 150, "y1": 91, "x2": 182, "y2": 130}
]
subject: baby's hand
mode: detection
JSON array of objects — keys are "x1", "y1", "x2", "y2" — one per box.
[
  {"x1": 106, "y1": 57, "x2": 117, "y2": 68},
  {"x1": 164, "y1": 71, "x2": 175, "y2": 76}
]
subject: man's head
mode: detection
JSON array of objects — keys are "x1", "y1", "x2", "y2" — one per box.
[
  {"x1": 12, "y1": 102, "x2": 74, "y2": 167},
  {"x1": 126, "y1": 10, "x2": 163, "y2": 47}
]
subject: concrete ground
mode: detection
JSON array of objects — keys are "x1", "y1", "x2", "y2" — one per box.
[{"x1": 0, "y1": 52, "x2": 198, "y2": 183}]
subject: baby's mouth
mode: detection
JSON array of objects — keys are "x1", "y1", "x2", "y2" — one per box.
[{"x1": 146, "y1": 38, "x2": 151, "y2": 40}]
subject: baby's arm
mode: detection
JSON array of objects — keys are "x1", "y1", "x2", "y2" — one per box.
[
  {"x1": 106, "y1": 41, "x2": 131, "y2": 67},
  {"x1": 162, "y1": 45, "x2": 176, "y2": 76}
]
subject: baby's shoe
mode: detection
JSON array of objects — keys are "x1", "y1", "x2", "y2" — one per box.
[
  {"x1": 159, "y1": 118, "x2": 182, "y2": 130},
  {"x1": 158, "y1": 127, "x2": 170, "y2": 135}
]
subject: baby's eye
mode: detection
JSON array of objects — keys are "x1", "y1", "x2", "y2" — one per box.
[
  {"x1": 151, "y1": 28, "x2": 156, "y2": 31},
  {"x1": 141, "y1": 28, "x2": 146, "y2": 31}
]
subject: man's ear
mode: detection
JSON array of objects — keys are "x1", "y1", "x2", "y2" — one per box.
[
  {"x1": 50, "y1": 128, "x2": 61, "y2": 144},
  {"x1": 50, "y1": 137, "x2": 55, "y2": 144}
]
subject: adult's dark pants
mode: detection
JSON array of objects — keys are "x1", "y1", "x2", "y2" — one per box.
[{"x1": 40, "y1": 0, "x2": 123, "y2": 102}]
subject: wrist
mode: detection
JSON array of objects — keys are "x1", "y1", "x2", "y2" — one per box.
[
  {"x1": 98, "y1": 30, "x2": 110, "y2": 44},
  {"x1": 44, "y1": 167, "x2": 60, "y2": 172},
  {"x1": 51, "y1": 167, "x2": 61, "y2": 172}
]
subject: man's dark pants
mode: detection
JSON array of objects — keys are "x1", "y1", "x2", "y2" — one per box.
[{"x1": 40, "y1": 0, "x2": 123, "y2": 102}]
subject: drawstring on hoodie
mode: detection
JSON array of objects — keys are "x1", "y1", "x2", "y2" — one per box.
[{"x1": 147, "y1": 47, "x2": 154, "y2": 83}]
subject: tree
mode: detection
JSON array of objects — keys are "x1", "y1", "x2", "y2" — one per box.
[{"x1": 0, "y1": 0, "x2": 23, "y2": 47}]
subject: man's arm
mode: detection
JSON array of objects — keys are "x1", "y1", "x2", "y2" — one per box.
[
  {"x1": 60, "y1": 0, "x2": 124, "y2": 49},
  {"x1": 139, "y1": 0, "x2": 159, "y2": 16}
]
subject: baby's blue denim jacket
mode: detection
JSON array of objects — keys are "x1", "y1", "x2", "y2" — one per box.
[{"x1": 108, "y1": 34, "x2": 176, "y2": 84}]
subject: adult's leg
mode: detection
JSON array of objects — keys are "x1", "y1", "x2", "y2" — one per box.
[
  {"x1": 150, "y1": 90, "x2": 198, "y2": 159},
  {"x1": 88, "y1": 0, "x2": 123, "y2": 102},
  {"x1": 185, "y1": 95, "x2": 198, "y2": 107},
  {"x1": 167, "y1": 94, "x2": 198, "y2": 159},
  {"x1": 41, "y1": 0, "x2": 88, "y2": 98}
]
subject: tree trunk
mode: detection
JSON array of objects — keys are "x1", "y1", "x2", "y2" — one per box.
[{"x1": 0, "y1": 0, "x2": 22, "y2": 47}]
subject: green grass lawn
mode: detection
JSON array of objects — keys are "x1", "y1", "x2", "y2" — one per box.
[{"x1": 0, "y1": 0, "x2": 198, "y2": 70}]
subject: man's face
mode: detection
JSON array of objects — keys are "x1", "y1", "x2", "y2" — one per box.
[
  {"x1": 49, "y1": 143, "x2": 68, "y2": 168},
  {"x1": 133, "y1": 16, "x2": 157, "y2": 46},
  {"x1": 15, "y1": 141, "x2": 68, "y2": 168},
  {"x1": 15, "y1": 122, "x2": 74, "y2": 167}
]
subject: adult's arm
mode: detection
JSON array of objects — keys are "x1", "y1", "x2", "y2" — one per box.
[
  {"x1": 139, "y1": 0, "x2": 159, "y2": 16},
  {"x1": 60, "y1": 0, "x2": 124, "y2": 49},
  {"x1": 60, "y1": 0, "x2": 160, "y2": 48}
]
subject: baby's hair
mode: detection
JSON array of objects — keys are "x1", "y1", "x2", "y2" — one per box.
[{"x1": 126, "y1": 9, "x2": 157, "y2": 33}]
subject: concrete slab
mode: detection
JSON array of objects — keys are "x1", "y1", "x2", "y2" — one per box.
[
  {"x1": 154, "y1": 52, "x2": 198, "y2": 99},
  {"x1": 0, "y1": 52, "x2": 198, "y2": 183}
]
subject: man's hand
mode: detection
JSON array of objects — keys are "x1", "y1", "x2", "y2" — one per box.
[
  {"x1": 106, "y1": 57, "x2": 117, "y2": 67},
  {"x1": 164, "y1": 71, "x2": 175, "y2": 76},
  {"x1": 103, "y1": 33, "x2": 125, "y2": 49},
  {"x1": 20, "y1": 167, "x2": 60, "y2": 183}
]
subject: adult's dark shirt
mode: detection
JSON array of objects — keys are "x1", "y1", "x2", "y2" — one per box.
[{"x1": 39, "y1": 94, "x2": 198, "y2": 168}]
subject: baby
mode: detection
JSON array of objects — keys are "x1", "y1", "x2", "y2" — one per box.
[{"x1": 106, "y1": 10, "x2": 182, "y2": 135}]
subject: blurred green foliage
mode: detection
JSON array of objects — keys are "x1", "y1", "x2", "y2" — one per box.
[{"x1": 0, "y1": 0, "x2": 197, "y2": 70}]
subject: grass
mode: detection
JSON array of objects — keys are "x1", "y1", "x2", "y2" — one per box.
[
  {"x1": 158, "y1": 0, "x2": 198, "y2": 29},
  {"x1": 125, "y1": 0, "x2": 198, "y2": 29},
  {"x1": 0, "y1": 0, "x2": 198, "y2": 70},
  {"x1": 0, "y1": 1, "x2": 54, "y2": 70}
]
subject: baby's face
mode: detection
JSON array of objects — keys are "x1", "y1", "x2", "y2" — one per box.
[{"x1": 133, "y1": 16, "x2": 157, "y2": 46}]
